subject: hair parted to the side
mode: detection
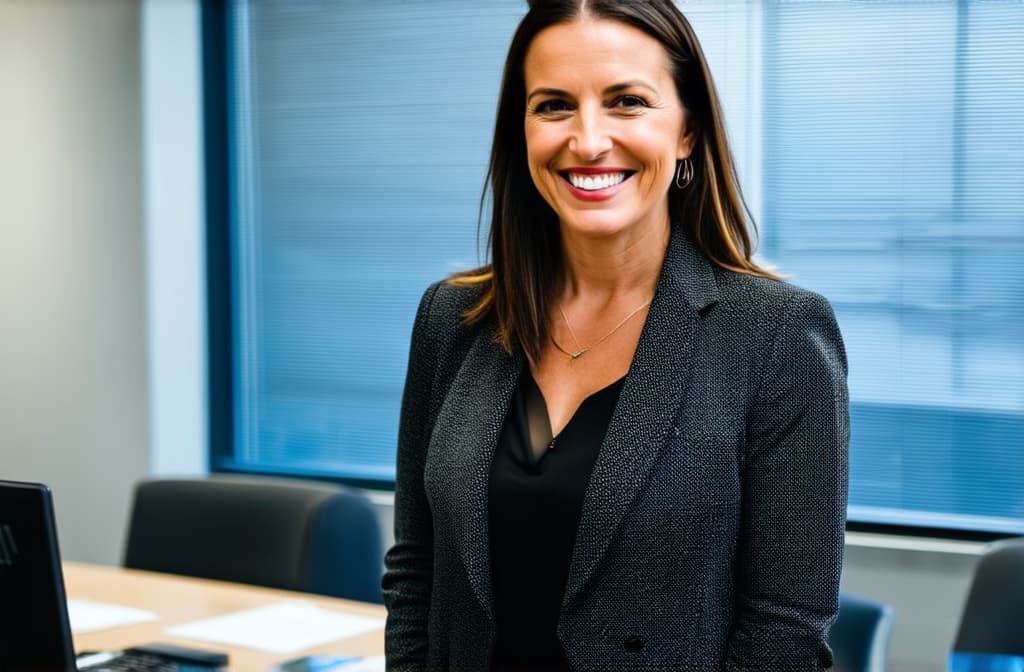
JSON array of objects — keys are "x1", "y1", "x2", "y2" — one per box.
[{"x1": 450, "y1": 0, "x2": 778, "y2": 364}]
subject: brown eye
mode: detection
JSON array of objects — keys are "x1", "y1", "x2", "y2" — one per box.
[
  {"x1": 534, "y1": 99, "x2": 573, "y2": 114},
  {"x1": 613, "y1": 95, "x2": 649, "y2": 109}
]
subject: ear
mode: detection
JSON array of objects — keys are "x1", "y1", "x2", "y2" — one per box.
[{"x1": 677, "y1": 124, "x2": 696, "y2": 160}]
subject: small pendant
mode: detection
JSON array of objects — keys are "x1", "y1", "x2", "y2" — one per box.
[{"x1": 571, "y1": 351, "x2": 585, "y2": 360}]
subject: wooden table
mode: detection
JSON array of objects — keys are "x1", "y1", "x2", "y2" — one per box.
[{"x1": 64, "y1": 562, "x2": 386, "y2": 670}]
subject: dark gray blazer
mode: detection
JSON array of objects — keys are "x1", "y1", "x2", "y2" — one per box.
[{"x1": 383, "y1": 230, "x2": 849, "y2": 671}]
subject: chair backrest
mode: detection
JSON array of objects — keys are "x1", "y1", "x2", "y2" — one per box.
[
  {"x1": 123, "y1": 476, "x2": 384, "y2": 603},
  {"x1": 953, "y1": 538, "x2": 1024, "y2": 657},
  {"x1": 828, "y1": 592, "x2": 896, "y2": 672}
]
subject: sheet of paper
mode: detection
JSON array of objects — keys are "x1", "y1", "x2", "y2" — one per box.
[
  {"x1": 67, "y1": 599, "x2": 158, "y2": 633},
  {"x1": 165, "y1": 601, "x2": 384, "y2": 654}
]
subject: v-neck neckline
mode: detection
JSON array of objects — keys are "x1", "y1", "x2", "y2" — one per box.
[{"x1": 522, "y1": 370, "x2": 625, "y2": 464}]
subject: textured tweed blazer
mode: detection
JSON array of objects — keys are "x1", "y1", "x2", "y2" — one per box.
[{"x1": 383, "y1": 230, "x2": 849, "y2": 671}]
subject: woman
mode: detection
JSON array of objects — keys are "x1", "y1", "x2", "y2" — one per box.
[{"x1": 383, "y1": 1, "x2": 849, "y2": 670}]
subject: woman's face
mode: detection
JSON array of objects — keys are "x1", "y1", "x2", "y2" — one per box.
[{"x1": 523, "y1": 18, "x2": 692, "y2": 243}]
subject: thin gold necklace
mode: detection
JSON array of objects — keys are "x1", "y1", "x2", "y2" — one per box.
[{"x1": 551, "y1": 299, "x2": 652, "y2": 362}]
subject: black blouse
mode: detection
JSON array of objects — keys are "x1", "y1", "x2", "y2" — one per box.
[{"x1": 488, "y1": 370, "x2": 625, "y2": 672}]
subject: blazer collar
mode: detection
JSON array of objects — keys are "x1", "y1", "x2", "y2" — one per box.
[
  {"x1": 440, "y1": 330, "x2": 522, "y2": 621},
  {"x1": 562, "y1": 229, "x2": 719, "y2": 607},
  {"x1": 660, "y1": 227, "x2": 720, "y2": 313},
  {"x1": 443, "y1": 229, "x2": 719, "y2": 620}
]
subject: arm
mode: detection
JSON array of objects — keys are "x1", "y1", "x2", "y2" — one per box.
[
  {"x1": 382, "y1": 283, "x2": 442, "y2": 671},
  {"x1": 724, "y1": 292, "x2": 850, "y2": 671}
]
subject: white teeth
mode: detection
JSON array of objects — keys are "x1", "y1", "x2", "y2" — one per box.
[{"x1": 568, "y1": 172, "x2": 627, "y2": 191}]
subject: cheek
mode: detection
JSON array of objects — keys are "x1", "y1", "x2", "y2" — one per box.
[
  {"x1": 636, "y1": 125, "x2": 683, "y2": 189},
  {"x1": 525, "y1": 125, "x2": 558, "y2": 167},
  {"x1": 525, "y1": 128, "x2": 563, "y2": 195},
  {"x1": 634, "y1": 145, "x2": 675, "y2": 193},
  {"x1": 527, "y1": 163, "x2": 555, "y2": 205}
]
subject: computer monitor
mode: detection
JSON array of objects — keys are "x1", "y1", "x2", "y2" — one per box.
[{"x1": 0, "y1": 479, "x2": 77, "y2": 671}]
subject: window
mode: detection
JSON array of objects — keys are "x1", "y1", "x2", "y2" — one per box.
[
  {"x1": 762, "y1": 1, "x2": 1023, "y2": 534},
  {"x1": 209, "y1": 1, "x2": 525, "y2": 483},
  {"x1": 207, "y1": 1, "x2": 1023, "y2": 534}
]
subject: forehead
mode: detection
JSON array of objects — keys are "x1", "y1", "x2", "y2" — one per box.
[{"x1": 523, "y1": 18, "x2": 674, "y2": 89}]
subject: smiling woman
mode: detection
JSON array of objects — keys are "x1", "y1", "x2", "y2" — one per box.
[
  {"x1": 382, "y1": 1, "x2": 849, "y2": 671},
  {"x1": 522, "y1": 19, "x2": 690, "y2": 244}
]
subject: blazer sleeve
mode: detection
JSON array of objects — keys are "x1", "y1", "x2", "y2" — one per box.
[
  {"x1": 724, "y1": 291, "x2": 850, "y2": 671},
  {"x1": 382, "y1": 283, "x2": 442, "y2": 671}
]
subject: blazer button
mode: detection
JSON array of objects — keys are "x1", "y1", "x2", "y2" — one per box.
[{"x1": 623, "y1": 635, "x2": 645, "y2": 653}]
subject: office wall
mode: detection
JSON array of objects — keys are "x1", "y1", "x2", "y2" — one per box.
[
  {"x1": 0, "y1": 0, "x2": 148, "y2": 564},
  {"x1": 842, "y1": 540, "x2": 979, "y2": 672}
]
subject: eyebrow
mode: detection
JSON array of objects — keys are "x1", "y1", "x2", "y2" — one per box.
[{"x1": 526, "y1": 80, "x2": 659, "y2": 104}]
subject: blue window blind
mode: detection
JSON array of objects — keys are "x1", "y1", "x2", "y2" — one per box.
[
  {"x1": 225, "y1": 1, "x2": 525, "y2": 481},
  {"x1": 220, "y1": 1, "x2": 1024, "y2": 533},
  {"x1": 763, "y1": 1, "x2": 1023, "y2": 534}
]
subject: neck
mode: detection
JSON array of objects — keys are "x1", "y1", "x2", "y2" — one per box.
[{"x1": 559, "y1": 222, "x2": 669, "y2": 301}]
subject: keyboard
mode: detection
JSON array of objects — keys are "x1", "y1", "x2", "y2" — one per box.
[
  {"x1": 79, "y1": 651, "x2": 185, "y2": 671},
  {"x1": 77, "y1": 643, "x2": 228, "y2": 671}
]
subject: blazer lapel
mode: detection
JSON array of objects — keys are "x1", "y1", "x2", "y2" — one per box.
[
  {"x1": 562, "y1": 231, "x2": 719, "y2": 608},
  {"x1": 432, "y1": 326, "x2": 522, "y2": 621}
]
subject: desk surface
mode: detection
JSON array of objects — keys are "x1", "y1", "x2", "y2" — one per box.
[{"x1": 64, "y1": 562, "x2": 386, "y2": 670}]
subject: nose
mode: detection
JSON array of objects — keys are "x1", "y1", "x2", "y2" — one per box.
[{"x1": 568, "y1": 107, "x2": 612, "y2": 160}]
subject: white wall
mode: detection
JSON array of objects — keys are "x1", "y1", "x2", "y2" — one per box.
[{"x1": 0, "y1": 0, "x2": 148, "y2": 564}]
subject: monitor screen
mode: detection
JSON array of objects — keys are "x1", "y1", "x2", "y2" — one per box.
[{"x1": 0, "y1": 480, "x2": 76, "y2": 671}]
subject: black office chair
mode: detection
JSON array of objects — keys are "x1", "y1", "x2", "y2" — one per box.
[
  {"x1": 953, "y1": 538, "x2": 1024, "y2": 657},
  {"x1": 828, "y1": 592, "x2": 896, "y2": 672},
  {"x1": 123, "y1": 475, "x2": 385, "y2": 603}
]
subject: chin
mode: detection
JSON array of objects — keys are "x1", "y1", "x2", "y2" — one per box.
[
  {"x1": 558, "y1": 206, "x2": 660, "y2": 241},
  {"x1": 559, "y1": 215, "x2": 629, "y2": 239}
]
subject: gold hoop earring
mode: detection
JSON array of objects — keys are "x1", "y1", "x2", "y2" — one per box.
[{"x1": 674, "y1": 158, "x2": 694, "y2": 189}]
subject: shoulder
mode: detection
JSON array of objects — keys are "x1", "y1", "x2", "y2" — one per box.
[
  {"x1": 658, "y1": 231, "x2": 832, "y2": 322},
  {"x1": 408, "y1": 279, "x2": 488, "y2": 369},
  {"x1": 656, "y1": 234, "x2": 841, "y2": 359},
  {"x1": 706, "y1": 268, "x2": 846, "y2": 376},
  {"x1": 712, "y1": 267, "x2": 834, "y2": 319},
  {"x1": 422, "y1": 279, "x2": 485, "y2": 324},
  {"x1": 413, "y1": 279, "x2": 486, "y2": 339}
]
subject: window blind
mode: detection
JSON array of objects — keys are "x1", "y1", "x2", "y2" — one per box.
[
  {"x1": 227, "y1": 1, "x2": 524, "y2": 479},
  {"x1": 763, "y1": 0, "x2": 1023, "y2": 533}
]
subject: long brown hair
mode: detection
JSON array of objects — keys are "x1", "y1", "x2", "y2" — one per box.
[{"x1": 451, "y1": 0, "x2": 777, "y2": 363}]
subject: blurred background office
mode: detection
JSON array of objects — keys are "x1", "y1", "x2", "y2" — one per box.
[{"x1": 0, "y1": 1, "x2": 1020, "y2": 671}]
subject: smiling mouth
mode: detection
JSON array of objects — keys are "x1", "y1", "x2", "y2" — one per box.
[{"x1": 560, "y1": 170, "x2": 634, "y2": 192}]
